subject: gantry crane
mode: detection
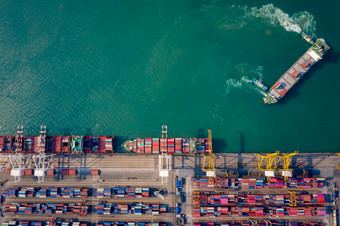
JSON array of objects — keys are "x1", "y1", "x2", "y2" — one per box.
[
  {"x1": 337, "y1": 153, "x2": 340, "y2": 170},
  {"x1": 278, "y1": 151, "x2": 298, "y2": 181},
  {"x1": 47, "y1": 218, "x2": 57, "y2": 226},
  {"x1": 158, "y1": 125, "x2": 171, "y2": 183},
  {"x1": 287, "y1": 191, "x2": 297, "y2": 207},
  {"x1": 32, "y1": 125, "x2": 55, "y2": 183},
  {"x1": 255, "y1": 151, "x2": 280, "y2": 178},
  {"x1": 8, "y1": 126, "x2": 34, "y2": 182},
  {"x1": 79, "y1": 200, "x2": 88, "y2": 216},
  {"x1": 201, "y1": 129, "x2": 216, "y2": 178}
]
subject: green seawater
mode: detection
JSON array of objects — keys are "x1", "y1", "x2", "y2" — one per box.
[{"x1": 0, "y1": 1, "x2": 339, "y2": 153}]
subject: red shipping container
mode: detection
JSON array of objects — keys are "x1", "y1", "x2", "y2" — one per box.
[
  {"x1": 46, "y1": 169, "x2": 54, "y2": 176},
  {"x1": 3, "y1": 168, "x2": 11, "y2": 174},
  {"x1": 92, "y1": 169, "x2": 99, "y2": 176},
  {"x1": 69, "y1": 169, "x2": 77, "y2": 176},
  {"x1": 25, "y1": 169, "x2": 33, "y2": 176}
]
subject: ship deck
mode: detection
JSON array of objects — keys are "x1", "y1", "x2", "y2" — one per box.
[{"x1": 266, "y1": 39, "x2": 330, "y2": 104}]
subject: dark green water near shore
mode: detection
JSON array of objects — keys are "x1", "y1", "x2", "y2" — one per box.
[{"x1": 0, "y1": 1, "x2": 339, "y2": 153}]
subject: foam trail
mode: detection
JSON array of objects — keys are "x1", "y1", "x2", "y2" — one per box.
[
  {"x1": 254, "y1": 66, "x2": 264, "y2": 81},
  {"x1": 246, "y1": 4, "x2": 302, "y2": 33},
  {"x1": 225, "y1": 75, "x2": 251, "y2": 95}
]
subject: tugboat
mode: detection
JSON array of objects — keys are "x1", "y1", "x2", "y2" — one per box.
[
  {"x1": 300, "y1": 32, "x2": 314, "y2": 45},
  {"x1": 252, "y1": 77, "x2": 268, "y2": 91}
]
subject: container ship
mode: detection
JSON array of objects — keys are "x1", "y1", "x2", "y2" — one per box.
[
  {"x1": 0, "y1": 127, "x2": 114, "y2": 154},
  {"x1": 123, "y1": 137, "x2": 210, "y2": 154},
  {"x1": 264, "y1": 33, "x2": 330, "y2": 104}
]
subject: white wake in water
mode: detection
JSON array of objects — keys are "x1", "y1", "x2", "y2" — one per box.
[
  {"x1": 225, "y1": 76, "x2": 251, "y2": 94},
  {"x1": 244, "y1": 3, "x2": 316, "y2": 37},
  {"x1": 224, "y1": 65, "x2": 266, "y2": 96},
  {"x1": 246, "y1": 4, "x2": 301, "y2": 33}
]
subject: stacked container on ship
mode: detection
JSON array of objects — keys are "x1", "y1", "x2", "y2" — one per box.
[
  {"x1": 0, "y1": 128, "x2": 114, "y2": 154},
  {"x1": 123, "y1": 137, "x2": 210, "y2": 154},
  {"x1": 264, "y1": 34, "x2": 330, "y2": 104}
]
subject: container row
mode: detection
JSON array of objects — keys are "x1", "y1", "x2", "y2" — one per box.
[
  {"x1": 125, "y1": 138, "x2": 208, "y2": 154},
  {"x1": 96, "y1": 203, "x2": 167, "y2": 215},
  {"x1": 193, "y1": 222, "x2": 323, "y2": 226},
  {"x1": 193, "y1": 192, "x2": 326, "y2": 206},
  {"x1": 193, "y1": 177, "x2": 326, "y2": 189},
  {"x1": 193, "y1": 206, "x2": 327, "y2": 217},
  {"x1": 97, "y1": 187, "x2": 152, "y2": 199},
  {"x1": 2, "y1": 187, "x2": 89, "y2": 198},
  {"x1": 3, "y1": 203, "x2": 88, "y2": 215}
]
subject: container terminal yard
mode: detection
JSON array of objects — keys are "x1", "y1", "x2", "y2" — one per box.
[{"x1": 0, "y1": 126, "x2": 339, "y2": 226}]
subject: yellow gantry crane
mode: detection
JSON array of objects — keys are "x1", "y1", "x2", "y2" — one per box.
[
  {"x1": 287, "y1": 191, "x2": 297, "y2": 207},
  {"x1": 337, "y1": 153, "x2": 340, "y2": 170},
  {"x1": 201, "y1": 129, "x2": 216, "y2": 178},
  {"x1": 255, "y1": 151, "x2": 280, "y2": 179},
  {"x1": 278, "y1": 151, "x2": 298, "y2": 181}
]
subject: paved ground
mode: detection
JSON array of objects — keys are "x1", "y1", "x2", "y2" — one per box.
[{"x1": 0, "y1": 153, "x2": 339, "y2": 226}]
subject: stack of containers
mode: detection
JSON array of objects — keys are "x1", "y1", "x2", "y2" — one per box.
[
  {"x1": 129, "y1": 139, "x2": 137, "y2": 152},
  {"x1": 103, "y1": 188, "x2": 110, "y2": 198},
  {"x1": 18, "y1": 188, "x2": 27, "y2": 198},
  {"x1": 249, "y1": 178, "x2": 257, "y2": 189},
  {"x1": 104, "y1": 137, "x2": 113, "y2": 153},
  {"x1": 117, "y1": 187, "x2": 125, "y2": 198},
  {"x1": 74, "y1": 188, "x2": 81, "y2": 198},
  {"x1": 134, "y1": 204, "x2": 142, "y2": 215},
  {"x1": 317, "y1": 207, "x2": 326, "y2": 216},
  {"x1": 159, "y1": 204, "x2": 166, "y2": 214},
  {"x1": 50, "y1": 188, "x2": 58, "y2": 198},
  {"x1": 46, "y1": 169, "x2": 54, "y2": 176},
  {"x1": 241, "y1": 178, "x2": 249, "y2": 189},
  {"x1": 152, "y1": 138, "x2": 159, "y2": 154},
  {"x1": 128, "y1": 188, "x2": 135, "y2": 198},
  {"x1": 61, "y1": 188, "x2": 74, "y2": 198},
  {"x1": 68, "y1": 169, "x2": 77, "y2": 176},
  {"x1": 256, "y1": 178, "x2": 265, "y2": 188},
  {"x1": 196, "y1": 138, "x2": 205, "y2": 154},
  {"x1": 9, "y1": 188, "x2": 17, "y2": 198},
  {"x1": 137, "y1": 139, "x2": 145, "y2": 153},
  {"x1": 160, "y1": 138, "x2": 167, "y2": 153},
  {"x1": 142, "y1": 188, "x2": 149, "y2": 197},
  {"x1": 289, "y1": 178, "x2": 298, "y2": 188},
  {"x1": 96, "y1": 204, "x2": 104, "y2": 214},
  {"x1": 91, "y1": 169, "x2": 99, "y2": 176},
  {"x1": 175, "y1": 138, "x2": 182, "y2": 154},
  {"x1": 97, "y1": 188, "x2": 104, "y2": 199},
  {"x1": 1, "y1": 189, "x2": 9, "y2": 197},
  {"x1": 167, "y1": 139, "x2": 174, "y2": 154},
  {"x1": 204, "y1": 138, "x2": 210, "y2": 153},
  {"x1": 317, "y1": 194, "x2": 325, "y2": 204},
  {"x1": 37, "y1": 188, "x2": 47, "y2": 198},
  {"x1": 317, "y1": 178, "x2": 325, "y2": 187},
  {"x1": 182, "y1": 138, "x2": 190, "y2": 153},
  {"x1": 135, "y1": 187, "x2": 142, "y2": 198},
  {"x1": 119, "y1": 204, "x2": 129, "y2": 214},
  {"x1": 144, "y1": 138, "x2": 152, "y2": 154},
  {"x1": 81, "y1": 188, "x2": 88, "y2": 198},
  {"x1": 151, "y1": 204, "x2": 159, "y2": 216},
  {"x1": 193, "y1": 207, "x2": 200, "y2": 217}
]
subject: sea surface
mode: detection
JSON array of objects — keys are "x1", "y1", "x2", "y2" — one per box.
[{"x1": 0, "y1": 0, "x2": 339, "y2": 153}]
